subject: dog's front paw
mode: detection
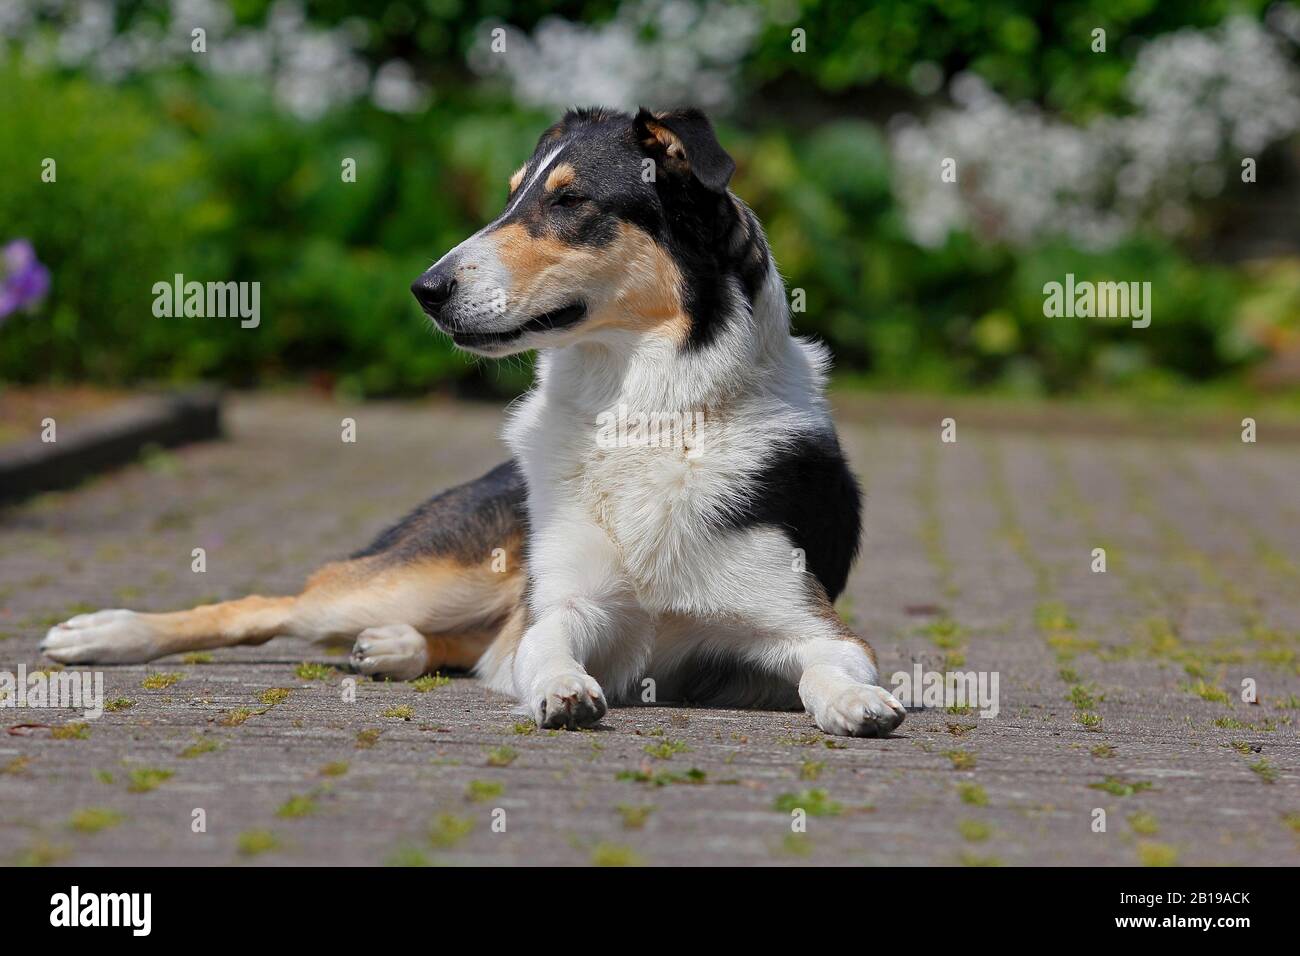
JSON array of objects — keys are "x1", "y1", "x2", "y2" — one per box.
[
  {"x1": 814, "y1": 684, "x2": 906, "y2": 738},
  {"x1": 533, "y1": 672, "x2": 607, "y2": 730},
  {"x1": 351, "y1": 624, "x2": 430, "y2": 681},
  {"x1": 41, "y1": 609, "x2": 162, "y2": 664}
]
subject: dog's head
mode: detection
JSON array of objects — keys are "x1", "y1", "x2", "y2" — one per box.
[{"x1": 412, "y1": 107, "x2": 755, "y2": 356}]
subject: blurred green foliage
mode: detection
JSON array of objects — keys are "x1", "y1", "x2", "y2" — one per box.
[
  {"x1": 0, "y1": 64, "x2": 531, "y2": 396},
  {"x1": 746, "y1": 0, "x2": 1272, "y2": 117},
  {"x1": 737, "y1": 120, "x2": 1251, "y2": 393},
  {"x1": 0, "y1": 1, "x2": 1293, "y2": 397},
  {"x1": 0, "y1": 67, "x2": 212, "y2": 383}
]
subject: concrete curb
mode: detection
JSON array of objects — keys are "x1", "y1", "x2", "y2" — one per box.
[{"x1": 0, "y1": 386, "x2": 222, "y2": 503}]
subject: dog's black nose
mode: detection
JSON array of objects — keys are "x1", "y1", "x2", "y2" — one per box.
[{"x1": 411, "y1": 273, "x2": 457, "y2": 314}]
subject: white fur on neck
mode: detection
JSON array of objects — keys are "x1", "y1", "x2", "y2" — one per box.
[{"x1": 524, "y1": 263, "x2": 831, "y2": 422}]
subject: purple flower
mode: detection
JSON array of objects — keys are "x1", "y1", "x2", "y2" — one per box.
[{"x1": 0, "y1": 239, "x2": 51, "y2": 322}]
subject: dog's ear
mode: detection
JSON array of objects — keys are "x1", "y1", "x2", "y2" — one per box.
[{"x1": 635, "y1": 107, "x2": 735, "y2": 193}]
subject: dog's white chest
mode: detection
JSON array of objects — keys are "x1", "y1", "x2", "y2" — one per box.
[{"x1": 507, "y1": 391, "x2": 744, "y2": 608}]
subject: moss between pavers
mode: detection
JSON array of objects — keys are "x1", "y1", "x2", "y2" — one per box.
[
  {"x1": 465, "y1": 780, "x2": 503, "y2": 802},
  {"x1": 141, "y1": 672, "x2": 183, "y2": 690},
  {"x1": 126, "y1": 768, "x2": 173, "y2": 793},
  {"x1": 428, "y1": 813, "x2": 475, "y2": 849},
  {"x1": 236, "y1": 830, "x2": 279, "y2": 857},
  {"x1": 772, "y1": 789, "x2": 842, "y2": 817},
  {"x1": 275, "y1": 794, "x2": 318, "y2": 818},
  {"x1": 590, "y1": 843, "x2": 643, "y2": 866},
  {"x1": 67, "y1": 807, "x2": 125, "y2": 834}
]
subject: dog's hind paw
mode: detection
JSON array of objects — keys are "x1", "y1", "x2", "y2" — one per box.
[
  {"x1": 351, "y1": 624, "x2": 430, "y2": 682},
  {"x1": 534, "y1": 672, "x2": 606, "y2": 730},
  {"x1": 40, "y1": 609, "x2": 162, "y2": 664},
  {"x1": 813, "y1": 684, "x2": 906, "y2": 738}
]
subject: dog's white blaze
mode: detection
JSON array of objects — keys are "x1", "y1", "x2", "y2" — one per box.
[
  {"x1": 502, "y1": 144, "x2": 565, "y2": 219},
  {"x1": 429, "y1": 144, "x2": 567, "y2": 274}
]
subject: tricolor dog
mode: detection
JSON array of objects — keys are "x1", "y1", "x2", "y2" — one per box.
[{"x1": 42, "y1": 107, "x2": 906, "y2": 737}]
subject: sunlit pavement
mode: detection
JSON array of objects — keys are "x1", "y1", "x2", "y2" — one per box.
[{"x1": 1, "y1": 393, "x2": 1296, "y2": 866}]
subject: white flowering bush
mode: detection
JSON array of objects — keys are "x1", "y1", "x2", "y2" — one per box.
[
  {"x1": 0, "y1": 0, "x2": 425, "y2": 119},
  {"x1": 3, "y1": 1, "x2": 1295, "y2": 393},
  {"x1": 890, "y1": 15, "x2": 1300, "y2": 250},
  {"x1": 469, "y1": 0, "x2": 763, "y2": 113}
]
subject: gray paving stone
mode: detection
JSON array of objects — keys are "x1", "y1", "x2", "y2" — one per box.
[{"x1": 1, "y1": 393, "x2": 1296, "y2": 866}]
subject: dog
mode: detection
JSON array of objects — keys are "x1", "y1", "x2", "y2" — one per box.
[{"x1": 41, "y1": 107, "x2": 906, "y2": 737}]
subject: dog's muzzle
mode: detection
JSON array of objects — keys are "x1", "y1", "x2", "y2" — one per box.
[{"x1": 410, "y1": 262, "x2": 587, "y2": 351}]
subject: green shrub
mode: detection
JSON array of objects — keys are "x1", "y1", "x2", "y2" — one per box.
[
  {"x1": 0, "y1": 64, "x2": 214, "y2": 383},
  {"x1": 0, "y1": 8, "x2": 1286, "y2": 400}
]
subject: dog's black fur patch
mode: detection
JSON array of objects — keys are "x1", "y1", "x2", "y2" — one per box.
[
  {"x1": 351, "y1": 460, "x2": 527, "y2": 566},
  {"x1": 717, "y1": 432, "x2": 862, "y2": 601}
]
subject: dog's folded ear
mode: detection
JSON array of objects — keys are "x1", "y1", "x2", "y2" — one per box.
[{"x1": 635, "y1": 107, "x2": 735, "y2": 193}]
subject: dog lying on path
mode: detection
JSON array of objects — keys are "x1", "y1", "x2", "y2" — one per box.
[{"x1": 42, "y1": 107, "x2": 906, "y2": 737}]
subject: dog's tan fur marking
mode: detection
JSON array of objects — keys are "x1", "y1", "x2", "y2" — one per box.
[
  {"x1": 492, "y1": 222, "x2": 689, "y2": 342},
  {"x1": 143, "y1": 596, "x2": 296, "y2": 655},
  {"x1": 544, "y1": 163, "x2": 576, "y2": 192},
  {"x1": 424, "y1": 628, "x2": 500, "y2": 670},
  {"x1": 509, "y1": 165, "x2": 526, "y2": 195},
  {"x1": 639, "y1": 116, "x2": 691, "y2": 177},
  {"x1": 97, "y1": 534, "x2": 528, "y2": 674}
]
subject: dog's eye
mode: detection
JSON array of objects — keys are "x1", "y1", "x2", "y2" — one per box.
[{"x1": 553, "y1": 193, "x2": 587, "y2": 209}]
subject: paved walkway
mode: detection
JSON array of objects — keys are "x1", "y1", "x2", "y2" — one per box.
[{"x1": 1, "y1": 393, "x2": 1296, "y2": 865}]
